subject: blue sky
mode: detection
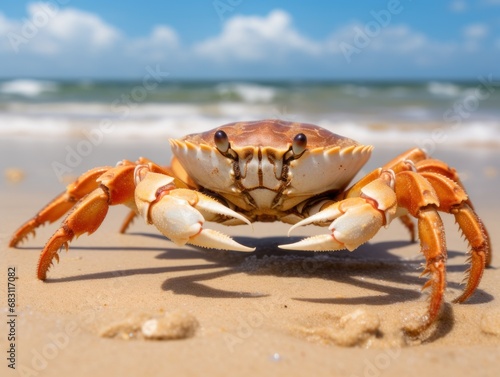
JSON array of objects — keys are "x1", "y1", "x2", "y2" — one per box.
[{"x1": 1, "y1": 0, "x2": 499, "y2": 79}]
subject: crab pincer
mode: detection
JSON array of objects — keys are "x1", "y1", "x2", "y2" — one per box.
[{"x1": 134, "y1": 166, "x2": 254, "y2": 252}]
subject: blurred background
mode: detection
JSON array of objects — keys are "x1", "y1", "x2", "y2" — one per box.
[{"x1": 1, "y1": 0, "x2": 499, "y2": 148}]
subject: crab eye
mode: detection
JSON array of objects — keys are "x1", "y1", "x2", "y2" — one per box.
[
  {"x1": 214, "y1": 130, "x2": 229, "y2": 153},
  {"x1": 292, "y1": 133, "x2": 307, "y2": 155}
]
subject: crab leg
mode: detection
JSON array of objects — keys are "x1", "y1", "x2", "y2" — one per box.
[
  {"x1": 36, "y1": 164, "x2": 136, "y2": 280},
  {"x1": 409, "y1": 208, "x2": 447, "y2": 334},
  {"x1": 38, "y1": 189, "x2": 110, "y2": 280},
  {"x1": 451, "y1": 204, "x2": 488, "y2": 303},
  {"x1": 9, "y1": 166, "x2": 112, "y2": 247},
  {"x1": 119, "y1": 210, "x2": 138, "y2": 234},
  {"x1": 419, "y1": 171, "x2": 489, "y2": 303},
  {"x1": 393, "y1": 170, "x2": 448, "y2": 333},
  {"x1": 384, "y1": 149, "x2": 491, "y2": 277},
  {"x1": 293, "y1": 167, "x2": 448, "y2": 333},
  {"x1": 398, "y1": 214, "x2": 416, "y2": 242},
  {"x1": 135, "y1": 169, "x2": 255, "y2": 252},
  {"x1": 416, "y1": 159, "x2": 492, "y2": 266}
]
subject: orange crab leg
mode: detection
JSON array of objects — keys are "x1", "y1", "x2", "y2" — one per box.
[
  {"x1": 119, "y1": 210, "x2": 138, "y2": 234},
  {"x1": 416, "y1": 158, "x2": 465, "y2": 185},
  {"x1": 451, "y1": 204, "x2": 488, "y2": 303},
  {"x1": 9, "y1": 166, "x2": 112, "y2": 247},
  {"x1": 416, "y1": 159, "x2": 476, "y2": 210},
  {"x1": 394, "y1": 170, "x2": 448, "y2": 333},
  {"x1": 382, "y1": 147, "x2": 428, "y2": 170},
  {"x1": 419, "y1": 171, "x2": 468, "y2": 211},
  {"x1": 386, "y1": 151, "x2": 492, "y2": 269},
  {"x1": 37, "y1": 164, "x2": 136, "y2": 280},
  {"x1": 417, "y1": 159, "x2": 492, "y2": 266},
  {"x1": 420, "y1": 171, "x2": 489, "y2": 300},
  {"x1": 398, "y1": 214, "x2": 416, "y2": 242},
  {"x1": 413, "y1": 208, "x2": 447, "y2": 334},
  {"x1": 395, "y1": 167, "x2": 490, "y2": 333},
  {"x1": 38, "y1": 189, "x2": 110, "y2": 280}
]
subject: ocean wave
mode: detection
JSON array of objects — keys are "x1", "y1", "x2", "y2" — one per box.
[
  {"x1": 1, "y1": 80, "x2": 499, "y2": 149},
  {"x1": 426, "y1": 82, "x2": 462, "y2": 97},
  {"x1": 340, "y1": 84, "x2": 371, "y2": 98},
  {"x1": 1, "y1": 101, "x2": 274, "y2": 120},
  {"x1": 319, "y1": 119, "x2": 500, "y2": 148},
  {"x1": 0, "y1": 79, "x2": 58, "y2": 97},
  {"x1": 1, "y1": 110, "x2": 499, "y2": 149},
  {"x1": 215, "y1": 82, "x2": 277, "y2": 103}
]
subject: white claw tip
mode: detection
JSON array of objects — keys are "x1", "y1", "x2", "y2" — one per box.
[
  {"x1": 188, "y1": 229, "x2": 255, "y2": 252},
  {"x1": 279, "y1": 234, "x2": 345, "y2": 251}
]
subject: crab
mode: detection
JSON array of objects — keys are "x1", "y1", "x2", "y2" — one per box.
[{"x1": 10, "y1": 119, "x2": 491, "y2": 334}]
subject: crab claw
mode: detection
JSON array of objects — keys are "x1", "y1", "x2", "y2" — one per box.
[
  {"x1": 135, "y1": 171, "x2": 254, "y2": 252},
  {"x1": 280, "y1": 174, "x2": 398, "y2": 251},
  {"x1": 279, "y1": 197, "x2": 385, "y2": 251}
]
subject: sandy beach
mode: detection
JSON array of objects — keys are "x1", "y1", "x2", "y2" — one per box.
[{"x1": 1, "y1": 137, "x2": 499, "y2": 377}]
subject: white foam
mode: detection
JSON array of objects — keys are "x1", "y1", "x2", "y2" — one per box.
[
  {"x1": 0, "y1": 115, "x2": 72, "y2": 138},
  {"x1": 1, "y1": 101, "x2": 499, "y2": 148},
  {"x1": 341, "y1": 84, "x2": 371, "y2": 98},
  {"x1": 320, "y1": 119, "x2": 500, "y2": 148},
  {"x1": 0, "y1": 79, "x2": 58, "y2": 97},
  {"x1": 215, "y1": 82, "x2": 277, "y2": 103},
  {"x1": 426, "y1": 82, "x2": 461, "y2": 97}
]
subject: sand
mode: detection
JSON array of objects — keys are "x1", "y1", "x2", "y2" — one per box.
[{"x1": 1, "y1": 137, "x2": 499, "y2": 377}]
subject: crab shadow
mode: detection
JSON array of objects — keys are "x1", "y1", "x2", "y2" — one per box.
[
  {"x1": 36, "y1": 231, "x2": 492, "y2": 341},
  {"x1": 42, "y1": 232, "x2": 493, "y2": 307}
]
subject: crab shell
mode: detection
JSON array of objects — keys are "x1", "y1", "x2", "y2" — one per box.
[{"x1": 169, "y1": 120, "x2": 372, "y2": 219}]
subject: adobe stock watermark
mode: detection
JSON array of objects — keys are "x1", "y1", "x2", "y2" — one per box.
[
  {"x1": 51, "y1": 65, "x2": 169, "y2": 181},
  {"x1": 339, "y1": 0, "x2": 411, "y2": 63},
  {"x1": 17, "y1": 322, "x2": 85, "y2": 376},
  {"x1": 213, "y1": 0, "x2": 244, "y2": 21},
  {"x1": 17, "y1": 270, "x2": 128, "y2": 376},
  {"x1": 417, "y1": 74, "x2": 500, "y2": 156},
  {"x1": 7, "y1": 0, "x2": 71, "y2": 53}
]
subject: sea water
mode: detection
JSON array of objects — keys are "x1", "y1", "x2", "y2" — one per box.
[{"x1": 1, "y1": 78, "x2": 499, "y2": 148}]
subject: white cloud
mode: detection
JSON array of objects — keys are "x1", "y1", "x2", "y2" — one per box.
[
  {"x1": 326, "y1": 22, "x2": 457, "y2": 66},
  {"x1": 325, "y1": 22, "x2": 364, "y2": 54},
  {"x1": 341, "y1": 24, "x2": 429, "y2": 53},
  {"x1": 126, "y1": 25, "x2": 179, "y2": 61},
  {"x1": 463, "y1": 23, "x2": 489, "y2": 39},
  {"x1": 462, "y1": 23, "x2": 489, "y2": 51},
  {"x1": 0, "y1": 5, "x2": 498, "y2": 78},
  {"x1": 43, "y1": 8, "x2": 120, "y2": 48},
  {"x1": 150, "y1": 25, "x2": 179, "y2": 47},
  {"x1": 449, "y1": 0, "x2": 467, "y2": 12},
  {"x1": 450, "y1": 0, "x2": 500, "y2": 11},
  {"x1": 3, "y1": 2, "x2": 121, "y2": 55},
  {"x1": 194, "y1": 9, "x2": 320, "y2": 62},
  {"x1": 0, "y1": 12, "x2": 20, "y2": 51},
  {"x1": 0, "y1": 12, "x2": 16, "y2": 34},
  {"x1": 369, "y1": 25, "x2": 429, "y2": 54}
]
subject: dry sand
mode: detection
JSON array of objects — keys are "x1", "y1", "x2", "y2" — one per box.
[{"x1": 1, "y1": 137, "x2": 499, "y2": 377}]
